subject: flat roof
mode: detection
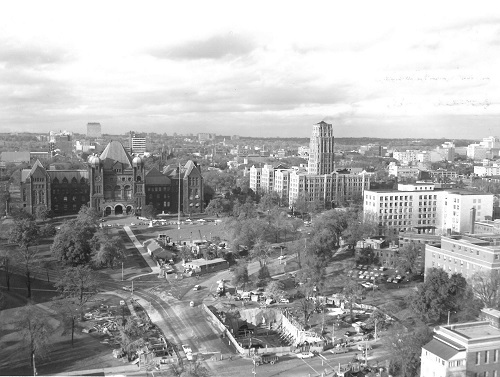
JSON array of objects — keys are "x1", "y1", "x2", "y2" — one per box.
[
  {"x1": 186, "y1": 258, "x2": 228, "y2": 267},
  {"x1": 448, "y1": 322, "x2": 500, "y2": 339}
]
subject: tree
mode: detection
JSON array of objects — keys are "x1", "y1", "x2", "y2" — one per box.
[
  {"x1": 408, "y1": 268, "x2": 471, "y2": 323},
  {"x1": 34, "y1": 205, "x2": 50, "y2": 221},
  {"x1": 51, "y1": 219, "x2": 98, "y2": 265},
  {"x1": 265, "y1": 280, "x2": 285, "y2": 301},
  {"x1": 178, "y1": 245, "x2": 194, "y2": 262},
  {"x1": 259, "y1": 192, "x2": 281, "y2": 212},
  {"x1": 53, "y1": 298, "x2": 80, "y2": 347},
  {"x1": 343, "y1": 279, "x2": 362, "y2": 322},
  {"x1": 469, "y1": 271, "x2": 500, "y2": 309},
  {"x1": 250, "y1": 238, "x2": 271, "y2": 268},
  {"x1": 364, "y1": 309, "x2": 388, "y2": 339},
  {"x1": 91, "y1": 233, "x2": 126, "y2": 268},
  {"x1": 232, "y1": 262, "x2": 250, "y2": 291},
  {"x1": 205, "y1": 197, "x2": 232, "y2": 216},
  {"x1": 383, "y1": 322, "x2": 433, "y2": 377},
  {"x1": 395, "y1": 243, "x2": 422, "y2": 279},
  {"x1": 55, "y1": 265, "x2": 99, "y2": 320},
  {"x1": 298, "y1": 298, "x2": 315, "y2": 329},
  {"x1": 355, "y1": 247, "x2": 379, "y2": 266},
  {"x1": 257, "y1": 265, "x2": 271, "y2": 282},
  {"x1": 8, "y1": 218, "x2": 41, "y2": 298},
  {"x1": 0, "y1": 245, "x2": 14, "y2": 291},
  {"x1": 18, "y1": 302, "x2": 51, "y2": 371},
  {"x1": 141, "y1": 204, "x2": 157, "y2": 220}
]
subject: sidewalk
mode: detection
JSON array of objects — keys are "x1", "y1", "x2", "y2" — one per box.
[{"x1": 123, "y1": 226, "x2": 160, "y2": 278}]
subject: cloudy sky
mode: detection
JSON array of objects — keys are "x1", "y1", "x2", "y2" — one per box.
[{"x1": 1, "y1": 1, "x2": 499, "y2": 138}]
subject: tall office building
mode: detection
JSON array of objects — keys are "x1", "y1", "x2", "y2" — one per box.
[
  {"x1": 87, "y1": 122, "x2": 102, "y2": 138},
  {"x1": 307, "y1": 121, "x2": 334, "y2": 175},
  {"x1": 129, "y1": 131, "x2": 146, "y2": 154}
]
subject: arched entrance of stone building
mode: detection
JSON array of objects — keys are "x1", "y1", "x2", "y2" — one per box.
[
  {"x1": 104, "y1": 206, "x2": 112, "y2": 216},
  {"x1": 126, "y1": 205, "x2": 133, "y2": 215},
  {"x1": 115, "y1": 204, "x2": 123, "y2": 215}
]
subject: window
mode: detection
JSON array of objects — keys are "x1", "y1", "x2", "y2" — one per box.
[
  {"x1": 494, "y1": 349, "x2": 498, "y2": 362},
  {"x1": 476, "y1": 351, "x2": 481, "y2": 365},
  {"x1": 485, "y1": 350, "x2": 489, "y2": 363}
]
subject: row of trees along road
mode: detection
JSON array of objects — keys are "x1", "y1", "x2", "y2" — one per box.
[{"x1": 3, "y1": 205, "x2": 125, "y2": 369}]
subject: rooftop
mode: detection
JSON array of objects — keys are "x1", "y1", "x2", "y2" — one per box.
[{"x1": 447, "y1": 322, "x2": 500, "y2": 340}]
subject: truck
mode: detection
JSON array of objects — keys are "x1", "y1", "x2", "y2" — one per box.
[
  {"x1": 216, "y1": 280, "x2": 225, "y2": 296},
  {"x1": 254, "y1": 354, "x2": 279, "y2": 366}
]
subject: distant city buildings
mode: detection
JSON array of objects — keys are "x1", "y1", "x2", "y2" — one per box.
[
  {"x1": 198, "y1": 133, "x2": 216, "y2": 142},
  {"x1": 86, "y1": 122, "x2": 102, "y2": 138},
  {"x1": 249, "y1": 121, "x2": 369, "y2": 208},
  {"x1": 129, "y1": 131, "x2": 146, "y2": 154}
]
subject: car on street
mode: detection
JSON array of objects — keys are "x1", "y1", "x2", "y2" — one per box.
[
  {"x1": 357, "y1": 344, "x2": 373, "y2": 351},
  {"x1": 193, "y1": 285, "x2": 200, "y2": 291},
  {"x1": 296, "y1": 352, "x2": 314, "y2": 359},
  {"x1": 190, "y1": 301, "x2": 195, "y2": 307},
  {"x1": 279, "y1": 298, "x2": 290, "y2": 303},
  {"x1": 122, "y1": 286, "x2": 132, "y2": 291},
  {"x1": 330, "y1": 347, "x2": 350, "y2": 354},
  {"x1": 278, "y1": 255, "x2": 286, "y2": 261}
]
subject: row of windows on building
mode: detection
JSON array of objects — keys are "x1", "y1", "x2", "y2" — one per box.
[{"x1": 476, "y1": 349, "x2": 500, "y2": 365}]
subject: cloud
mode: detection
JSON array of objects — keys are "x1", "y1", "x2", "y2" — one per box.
[
  {"x1": 0, "y1": 39, "x2": 73, "y2": 68},
  {"x1": 150, "y1": 32, "x2": 256, "y2": 60}
]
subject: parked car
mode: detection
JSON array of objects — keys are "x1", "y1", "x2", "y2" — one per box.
[
  {"x1": 279, "y1": 298, "x2": 290, "y2": 304},
  {"x1": 278, "y1": 255, "x2": 286, "y2": 261},
  {"x1": 296, "y1": 352, "x2": 314, "y2": 359},
  {"x1": 190, "y1": 301, "x2": 195, "y2": 307},
  {"x1": 193, "y1": 285, "x2": 200, "y2": 291},
  {"x1": 122, "y1": 286, "x2": 132, "y2": 291},
  {"x1": 330, "y1": 346, "x2": 350, "y2": 354}
]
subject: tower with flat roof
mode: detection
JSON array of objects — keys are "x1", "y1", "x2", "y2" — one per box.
[{"x1": 307, "y1": 121, "x2": 334, "y2": 175}]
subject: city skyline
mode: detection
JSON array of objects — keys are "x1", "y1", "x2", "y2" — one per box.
[{"x1": 1, "y1": 1, "x2": 500, "y2": 138}]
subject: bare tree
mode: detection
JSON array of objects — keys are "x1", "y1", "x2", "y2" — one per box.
[
  {"x1": 469, "y1": 271, "x2": 500, "y2": 308},
  {"x1": 55, "y1": 265, "x2": 99, "y2": 320},
  {"x1": 8, "y1": 219, "x2": 41, "y2": 298},
  {"x1": 18, "y1": 302, "x2": 51, "y2": 372},
  {"x1": 0, "y1": 245, "x2": 14, "y2": 291}
]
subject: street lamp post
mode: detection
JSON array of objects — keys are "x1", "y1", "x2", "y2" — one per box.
[{"x1": 121, "y1": 262, "x2": 124, "y2": 281}]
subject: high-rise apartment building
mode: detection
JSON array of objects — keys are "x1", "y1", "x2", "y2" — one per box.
[
  {"x1": 249, "y1": 166, "x2": 262, "y2": 192},
  {"x1": 420, "y1": 308, "x2": 500, "y2": 377},
  {"x1": 87, "y1": 122, "x2": 102, "y2": 138},
  {"x1": 307, "y1": 121, "x2": 334, "y2": 175}
]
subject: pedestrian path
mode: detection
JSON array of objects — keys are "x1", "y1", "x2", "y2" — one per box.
[{"x1": 122, "y1": 226, "x2": 160, "y2": 278}]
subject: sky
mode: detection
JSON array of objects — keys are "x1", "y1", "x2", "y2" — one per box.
[{"x1": 1, "y1": 0, "x2": 500, "y2": 139}]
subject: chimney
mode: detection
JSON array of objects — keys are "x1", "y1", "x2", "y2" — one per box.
[{"x1": 470, "y1": 207, "x2": 476, "y2": 234}]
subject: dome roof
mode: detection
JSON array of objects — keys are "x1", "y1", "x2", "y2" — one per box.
[
  {"x1": 132, "y1": 156, "x2": 143, "y2": 167},
  {"x1": 88, "y1": 155, "x2": 101, "y2": 167}
]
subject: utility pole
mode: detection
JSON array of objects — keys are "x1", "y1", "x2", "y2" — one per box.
[{"x1": 121, "y1": 262, "x2": 124, "y2": 281}]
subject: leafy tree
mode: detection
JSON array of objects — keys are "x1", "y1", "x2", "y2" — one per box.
[
  {"x1": 232, "y1": 262, "x2": 250, "y2": 290},
  {"x1": 383, "y1": 322, "x2": 433, "y2": 377},
  {"x1": 91, "y1": 233, "x2": 126, "y2": 268},
  {"x1": 259, "y1": 191, "x2": 281, "y2": 212},
  {"x1": 75, "y1": 205, "x2": 100, "y2": 226},
  {"x1": 40, "y1": 223, "x2": 57, "y2": 238},
  {"x1": 55, "y1": 265, "x2": 99, "y2": 320},
  {"x1": 265, "y1": 280, "x2": 285, "y2": 301},
  {"x1": 232, "y1": 197, "x2": 257, "y2": 218},
  {"x1": 53, "y1": 298, "x2": 80, "y2": 347},
  {"x1": 51, "y1": 216, "x2": 99, "y2": 266},
  {"x1": 141, "y1": 204, "x2": 157, "y2": 220},
  {"x1": 341, "y1": 211, "x2": 378, "y2": 247},
  {"x1": 395, "y1": 243, "x2": 422, "y2": 279},
  {"x1": 258, "y1": 265, "x2": 271, "y2": 281},
  {"x1": 118, "y1": 318, "x2": 148, "y2": 354},
  {"x1": 355, "y1": 247, "x2": 379, "y2": 266},
  {"x1": 8, "y1": 218, "x2": 41, "y2": 298},
  {"x1": 205, "y1": 197, "x2": 233, "y2": 216},
  {"x1": 408, "y1": 269, "x2": 472, "y2": 323},
  {"x1": 18, "y1": 302, "x2": 51, "y2": 371},
  {"x1": 364, "y1": 309, "x2": 388, "y2": 339}
]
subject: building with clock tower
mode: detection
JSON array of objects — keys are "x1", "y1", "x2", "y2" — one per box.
[{"x1": 88, "y1": 140, "x2": 146, "y2": 216}]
